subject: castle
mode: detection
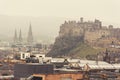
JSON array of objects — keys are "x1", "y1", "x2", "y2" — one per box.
[{"x1": 59, "y1": 17, "x2": 120, "y2": 47}]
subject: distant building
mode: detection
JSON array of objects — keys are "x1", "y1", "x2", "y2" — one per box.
[
  {"x1": 58, "y1": 17, "x2": 120, "y2": 47},
  {"x1": 20, "y1": 52, "x2": 31, "y2": 60},
  {"x1": 20, "y1": 51, "x2": 46, "y2": 60},
  {"x1": 13, "y1": 22, "x2": 34, "y2": 45},
  {"x1": 18, "y1": 29, "x2": 22, "y2": 43},
  {"x1": 13, "y1": 29, "x2": 23, "y2": 44},
  {"x1": 13, "y1": 29, "x2": 18, "y2": 44},
  {"x1": 27, "y1": 23, "x2": 34, "y2": 44}
]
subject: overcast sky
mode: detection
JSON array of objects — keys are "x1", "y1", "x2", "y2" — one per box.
[
  {"x1": 0, "y1": 0, "x2": 120, "y2": 25},
  {"x1": 0, "y1": 0, "x2": 120, "y2": 42},
  {"x1": 0, "y1": 0, "x2": 119, "y2": 19}
]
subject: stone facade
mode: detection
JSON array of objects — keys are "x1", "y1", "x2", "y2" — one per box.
[
  {"x1": 32, "y1": 73, "x2": 83, "y2": 80},
  {"x1": 84, "y1": 29, "x2": 110, "y2": 43},
  {"x1": 59, "y1": 17, "x2": 120, "y2": 44}
]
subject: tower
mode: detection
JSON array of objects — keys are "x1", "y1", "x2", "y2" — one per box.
[
  {"x1": 19, "y1": 29, "x2": 22, "y2": 43},
  {"x1": 27, "y1": 23, "x2": 33, "y2": 44},
  {"x1": 14, "y1": 29, "x2": 18, "y2": 43}
]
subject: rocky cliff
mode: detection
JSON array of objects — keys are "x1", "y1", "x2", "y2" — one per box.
[{"x1": 47, "y1": 35, "x2": 84, "y2": 57}]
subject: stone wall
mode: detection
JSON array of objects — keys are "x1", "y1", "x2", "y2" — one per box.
[
  {"x1": 58, "y1": 18, "x2": 120, "y2": 44},
  {"x1": 84, "y1": 29, "x2": 110, "y2": 43}
]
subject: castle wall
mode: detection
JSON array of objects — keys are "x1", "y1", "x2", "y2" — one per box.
[
  {"x1": 84, "y1": 29, "x2": 110, "y2": 43},
  {"x1": 58, "y1": 19, "x2": 120, "y2": 44},
  {"x1": 59, "y1": 22, "x2": 83, "y2": 37}
]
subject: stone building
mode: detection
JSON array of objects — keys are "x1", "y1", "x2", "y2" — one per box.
[
  {"x1": 13, "y1": 23, "x2": 34, "y2": 45},
  {"x1": 59, "y1": 17, "x2": 120, "y2": 46}
]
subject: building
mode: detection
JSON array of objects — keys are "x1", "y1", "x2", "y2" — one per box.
[
  {"x1": 20, "y1": 51, "x2": 46, "y2": 60},
  {"x1": 59, "y1": 17, "x2": 120, "y2": 46},
  {"x1": 20, "y1": 52, "x2": 31, "y2": 60},
  {"x1": 13, "y1": 29, "x2": 18, "y2": 44},
  {"x1": 31, "y1": 73, "x2": 83, "y2": 80},
  {"x1": 13, "y1": 23, "x2": 34, "y2": 45},
  {"x1": 14, "y1": 63, "x2": 54, "y2": 80},
  {"x1": 27, "y1": 23, "x2": 34, "y2": 44},
  {"x1": 19, "y1": 29, "x2": 23, "y2": 43},
  {"x1": 14, "y1": 59, "x2": 120, "y2": 80}
]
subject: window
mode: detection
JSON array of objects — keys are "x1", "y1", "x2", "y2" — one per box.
[
  {"x1": 32, "y1": 77, "x2": 43, "y2": 80},
  {"x1": 22, "y1": 54, "x2": 25, "y2": 58}
]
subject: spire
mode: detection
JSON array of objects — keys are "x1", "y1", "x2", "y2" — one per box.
[
  {"x1": 14, "y1": 29, "x2": 18, "y2": 43},
  {"x1": 27, "y1": 23, "x2": 33, "y2": 44},
  {"x1": 19, "y1": 29, "x2": 22, "y2": 43}
]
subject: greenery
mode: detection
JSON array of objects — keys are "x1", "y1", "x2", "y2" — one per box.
[
  {"x1": 68, "y1": 42, "x2": 102, "y2": 58},
  {"x1": 47, "y1": 34, "x2": 105, "y2": 59}
]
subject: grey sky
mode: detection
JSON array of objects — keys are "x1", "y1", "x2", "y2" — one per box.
[{"x1": 0, "y1": 0, "x2": 119, "y2": 18}]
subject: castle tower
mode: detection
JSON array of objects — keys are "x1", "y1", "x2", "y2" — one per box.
[
  {"x1": 14, "y1": 29, "x2": 18, "y2": 43},
  {"x1": 19, "y1": 29, "x2": 22, "y2": 43},
  {"x1": 27, "y1": 23, "x2": 33, "y2": 44}
]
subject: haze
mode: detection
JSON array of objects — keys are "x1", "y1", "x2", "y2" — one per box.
[{"x1": 0, "y1": 0, "x2": 120, "y2": 43}]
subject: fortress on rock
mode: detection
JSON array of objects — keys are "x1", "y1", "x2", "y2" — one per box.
[{"x1": 59, "y1": 17, "x2": 120, "y2": 45}]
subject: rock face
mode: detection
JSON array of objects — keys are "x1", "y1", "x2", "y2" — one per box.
[
  {"x1": 47, "y1": 18, "x2": 120, "y2": 57},
  {"x1": 47, "y1": 35, "x2": 84, "y2": 57}
]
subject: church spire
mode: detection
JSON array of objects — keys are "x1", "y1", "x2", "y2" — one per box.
[
  {"x1": 27, "y1": 23, "x2": 33, "y2": 44},
  {"x1": 19, "y1": 29, "x2": 22, "y2": 43},
  {"x1": 14, "y1": 29, "x2": 18, "y2": 43}
]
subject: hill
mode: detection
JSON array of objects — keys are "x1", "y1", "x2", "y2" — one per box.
[
  {"x1": 47, "y1": 35, "x2": 84, "y2": 57},
  {"x1": 47, "y1": 35, "x2": 104, "y2": 58},
  {"x1": 68, "y1": 42, "x2": 104, "y2": 58}
]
